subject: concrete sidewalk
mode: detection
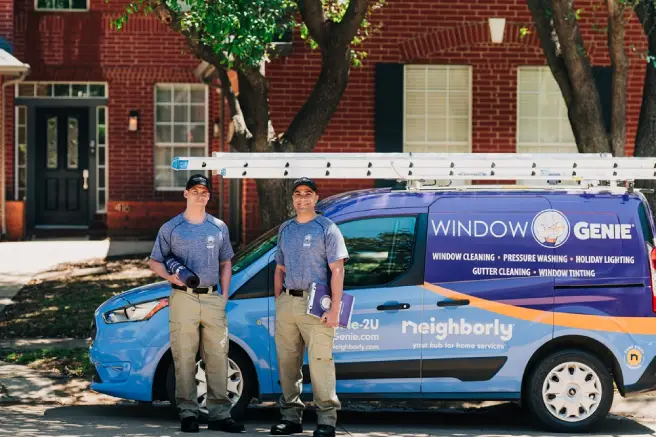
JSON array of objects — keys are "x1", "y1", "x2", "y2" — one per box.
[{"x1": 0, "y1": 239, "x2": 153, "y2": 313}]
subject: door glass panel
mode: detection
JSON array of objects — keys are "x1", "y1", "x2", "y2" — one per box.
[
  {"x1": 67, "y1": 117, "x2": 79, "y2": 169},
  {"x1": 338, "y1": 216, "x2": 418, "y2": 287},
  {"x1": 47, "y1": 117, "x2": 57, "y2": 169}
]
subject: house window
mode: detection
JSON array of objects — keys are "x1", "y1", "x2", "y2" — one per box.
[
  {"x1": 15, "y1": 106, "x2": 27, "y2": 201},
  {"x1": 403, "y1": 65, "x2": 472, "y2": 154},
  {"x1": 516, "y1": 67, "x2": 577, "y2": 185},
  {"x1": 16, "y1": 82, "x2": 106, "y2": 98},
  {"x1": 35, "y1": 0, "x2": 88, "y2": 10},
  {"x1": 96, "y1": 106, "x2": 108, "y2": 213},
  {"x1": 154, "y1": 84, "x2": 208, "y2": 190}
]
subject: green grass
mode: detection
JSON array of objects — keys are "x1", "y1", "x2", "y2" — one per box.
[
  {"x1": 0, "y1": 255, "x2": 157, "y2": 339},
  {"x1": 0, "y1": 347, "x2": 92, "y2": 377}
]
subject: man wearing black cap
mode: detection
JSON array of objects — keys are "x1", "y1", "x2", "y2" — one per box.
[
  {"x1": 271, "y1": 177, "x2": 349, "y2": 437},
  {"x1": 148, "y1": 173, "x2": 245, "y2": 433}
]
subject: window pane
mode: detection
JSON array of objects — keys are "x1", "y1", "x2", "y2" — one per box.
[
  {"x1": 17, "y1": 84, "x2": 34, "y2": 97},
  {"x1": 339, "y1": 216, "x2": 417, "y2": 287},
  {"x1": 36, "y1": 84, "x2": 51, "y2": 97},
  {"x1": 18, "y1": 143, "x2": 26, "y2": 166},
  {"x1": 71, "y1": 84, "x2": 87, "y2": 97},
  {"x1": 157, "y1": 105, "x2": 172, "y2": 123},
  {"x1": 47, "y1": 117, "x2": 57, "y2": 169},
  {"x1": 71, "y1": 0, "x2": 86, "y2": 9},
  {"x1": 156, "y1": 87, "x2": 172, "y2": 103},
  {"x1": 98, "y1": 125, "x2": 106, "y2": 145},
  {"x1": 405, "y1": 67, "x2": 425, "y2": 90},
  {"x1": 518, "y1": 94, "x2": 539, "y2": 118},
  {"x1": 174, "y1": 88, "x2": 189, "y2": 104},
  {"x1": 174, "y1": 125, "x2": 188, "y2": 143},
  {"x1": 405, "y1": 92, "x2": 425, "y2": 117},
  {"x1": 54, "y1": 84, "x2": 70, "y2": 97},
  {"x1": 98, "y1": 145, "x2": 105, "y2": 166},
  {"x1": 18, "y1": 107, "x2": 26, "y2": 125},
  {"x1": 174, "y1": 105, "x2": 188, "y2": 123},
  {"x1": 405, "y1": 118, "x2": 425, "y2": 142},
  {"x1": 190, "y1": 147, "x2": 205, "y2": 157},
  {"x1": 156, "y1": 125, "x2": 172, "y2": 143},
  {"x1": 98, "y1": 190, "x2": 106, "y2": 211},
  {"x1": 155, "y1": 168, "x2": 171, "y2": 188},
  {"x1": 99, "y1": 168, "x2": 105, "y2": 186},
  {"x1": 189, "y1": 125, "x2": 205, "y2": 143},
  {"x1": 67, "y1": 118, "x2": 78, "y2": 169},
  {"x1": 448, "y1": 118, "x2": 469, "y2": 142},
  {"x1": 426, "y1": 68, "x2": 448, "y2": 90},
  {"x1": 19, "y1": 167, "x2": 26, "y2": 189},
  {"x1": 174, "y1": 169, "x2": 188, "y2": 187},
  {"x1": 190, "y1": 105, "x2": 205, "y2": 122},
  {"x1": 155, "y1": 147, "x2": 172, "y2": 166},
  {"x1": 18, "y1": 126, "x2": 26, "y2": 145},
  {"x1": 90, "y1": 85, "x2": 105, "y2": 97},
  {"x1": 190, "y1": 88, "x2": 205, "y2": 103}
]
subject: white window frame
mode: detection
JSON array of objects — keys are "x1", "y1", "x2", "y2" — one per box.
[
  {"x1": 515, "y1": 66, "x2": 577, "y2": 153},
  {"x1": 34, "y1": 0, "x2": 89, "y2": 11},
  {"x1": 96, "y1": 106, "x2": 108, "y2": 213},
  {"x1": 15, "y1": 82, "x2": 107, "y2": 99},
  {"x1": 154, "y1": 83, "x2": 209, "y2": 191},
  {"x1": 402, "y1": 64, "x2": 473, "y2": 154},
  {"x1": 516, "y1": 66, "x2": 578, "y2": 185},
  {"x1": 15, "y1": 106, "x2": 27, "y2": 201}
]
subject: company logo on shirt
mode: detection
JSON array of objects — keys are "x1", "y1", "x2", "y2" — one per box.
[
  {"x1": 303, "y1": 234, "x2": 312, "y2": 247},
  {"x1": 206, "y1": 235, "x2": 215, "y2": 249}
]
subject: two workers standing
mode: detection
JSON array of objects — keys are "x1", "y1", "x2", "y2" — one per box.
[{"x1": 148, "y1": 174, "x2": 348, "y2": 436}]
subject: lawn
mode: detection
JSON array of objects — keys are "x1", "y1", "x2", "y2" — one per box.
[
  {"x1": 0, "y1": 347, "x2": 92, "y2": 377},
  {"x1": 0, "y1": 255, "x2": 158, "y2": 339}
]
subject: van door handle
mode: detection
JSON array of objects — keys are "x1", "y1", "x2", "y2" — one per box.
[
  {"x1": 437, "y1": 299, "x2": 470, "y2": 307},
  {"x1": 377, "y1": 303, "x2": 410, "y2": 311}
]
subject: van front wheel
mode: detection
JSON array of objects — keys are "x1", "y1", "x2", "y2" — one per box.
[{"x1": 526, "y1": 350, "x2": 613, "y2": 433}]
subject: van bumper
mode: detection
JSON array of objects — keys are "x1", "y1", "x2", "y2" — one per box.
[{"x1": 623, "y1": 357, "x2": 656, "y2": 397}]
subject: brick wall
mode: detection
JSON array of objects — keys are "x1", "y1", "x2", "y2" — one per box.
[{"x1": 5, "y1": 0, "x2": 650, "y2": 242}]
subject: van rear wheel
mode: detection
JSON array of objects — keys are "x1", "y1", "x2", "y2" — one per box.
[{"x1": 526, "y1": 350, "x2": 613, "y2": 433}]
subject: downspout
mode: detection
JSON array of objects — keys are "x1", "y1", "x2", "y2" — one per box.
[
  {"x1": 219, "y1": 88, "x2": 224, "y2": 222},
  {"x1": 1, "y1": 67, "x2": 30, "y2": 237}
]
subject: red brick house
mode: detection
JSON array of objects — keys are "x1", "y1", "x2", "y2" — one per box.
[{"x1": 0, "y1": 0, "x2": 649, "y2": 245}]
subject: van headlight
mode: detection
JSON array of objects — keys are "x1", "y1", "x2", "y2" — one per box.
[{"x1": 102, "y1": 298, "x2": 169, "y2": 324}]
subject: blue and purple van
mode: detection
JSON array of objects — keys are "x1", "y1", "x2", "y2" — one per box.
[{"x1": 89, "y1": 184, "x2": 656, "y2": 432}]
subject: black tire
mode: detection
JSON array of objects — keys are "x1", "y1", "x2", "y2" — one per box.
[
  {"x1": 525, "y1": 349, "x2": 614, "y2": 433},
  {"x1": 165, "y1": 346, "x2": 256, "y2": 421}
]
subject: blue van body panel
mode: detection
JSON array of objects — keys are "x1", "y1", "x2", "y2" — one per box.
[{"x1": 89, "y1": 187, "x2": 656, "y2": 407}]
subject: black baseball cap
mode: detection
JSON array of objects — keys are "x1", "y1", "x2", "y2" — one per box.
[
  {"x1": 293, "y1": 177, "x2": 318, "y2": 193},
  {"x1": 185, "y1": 174, "x2": 211, "y2": 193}
]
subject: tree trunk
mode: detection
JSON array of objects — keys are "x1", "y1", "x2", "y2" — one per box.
[
  {"x1": 634, "y1": 2, "x2": 656, "y2": 212},
  {"x1": 608, "y1": 0, "x2": 628, "y2": 157},
  {"x1": 255, "y1": 177, "x2": 296, "y2": 233}
]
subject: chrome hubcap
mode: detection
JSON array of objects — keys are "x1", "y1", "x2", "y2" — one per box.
[
  {"x1": 542, "y1": 361, "x2": 602, "y2": 422},
  {"x1": 195, "y1": 358, "x2": 244, "y2": 413}
]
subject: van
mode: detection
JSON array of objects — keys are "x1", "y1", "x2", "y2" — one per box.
[{"x1": 89, "y1": 181, "x2": 656, "y2": 433}]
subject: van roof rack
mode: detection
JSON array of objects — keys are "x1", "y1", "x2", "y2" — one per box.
[{"x1": 170, "y1": 152, "x2": 656, "y2": 194}]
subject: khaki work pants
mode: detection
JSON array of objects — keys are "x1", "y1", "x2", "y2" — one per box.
[
  {"x1": 275, "y1": 291, "x2": 340, "y2": 427},
  {"x1": 169, "y1": 289, "x2": 232, "y2": 421}
]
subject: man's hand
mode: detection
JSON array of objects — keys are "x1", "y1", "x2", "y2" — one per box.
[
  {"x1": 168, "y1": 273, "x2": 185, "y2": 287},
  {"x1": 321, "y1": 308, "x2": 340, "y2": 328}
]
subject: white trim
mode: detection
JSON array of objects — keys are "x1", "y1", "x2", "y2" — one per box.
[
  {"x1": 34, "y1": 0, "x2": 89, "y2": 11},
  {"x1": 15, "y1": 82, "x2": 107, "y2": 99},
  {"x1": 96, "y1": 106, "x2": 108, "y2": 213},
  {"x1": 14, "y1": 106, "x2": 27, "y2": 201},
  {"x1": 153, "y1": 83, "x2": 209, "y2": 191}
]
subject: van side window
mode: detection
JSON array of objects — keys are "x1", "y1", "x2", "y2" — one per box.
[{"x1": 338, "y1": 216, "x2": 417, "y2": 287}]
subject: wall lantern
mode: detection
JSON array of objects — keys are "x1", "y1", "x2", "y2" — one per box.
[
  {"x1": 128, "y1": 110, "x2": 139, "y2": 132},
  {"x1": 213, "y1": 118, "x2": 220, "y2": 138},
  {"x1": 488, "y1": 18, "x2": 506, "y2": 44}
]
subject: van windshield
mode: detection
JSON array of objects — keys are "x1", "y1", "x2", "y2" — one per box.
[{"x1": 231, "y1": 226, "x2": 280, "y2": 274}]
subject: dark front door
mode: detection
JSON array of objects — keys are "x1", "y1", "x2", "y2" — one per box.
[{"x1": 35, "y1": 108, "x2": 90, "y2": 227}]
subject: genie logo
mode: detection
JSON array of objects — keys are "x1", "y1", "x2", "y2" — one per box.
[
  {"x1": 431, "y1": 209, "x2": 633, "y2": 246},
  {"x1": 531, "y1": 209, "x2": 570, "y2": 248}
]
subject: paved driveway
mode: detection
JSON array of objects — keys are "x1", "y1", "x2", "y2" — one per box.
[{"x1": 1, "y1": 402, "x2": 655, "y2": 437}]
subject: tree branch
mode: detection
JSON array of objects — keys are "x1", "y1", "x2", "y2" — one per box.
[
  {"x1": 216, "y1": 69, "x2": 251, "y2": 153},
  {"x1": 334, "y1": 0, "x2": 369, "y2": 46},
  {"x1": 236, "y1": 67, "x2": 272, "y2": 152},
  {"x1": 299, "y1": 0, "x2": 328, "y2": 48},
  {"x1": 607, "y1": 0, "x2": 628, "y2": 157}
]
